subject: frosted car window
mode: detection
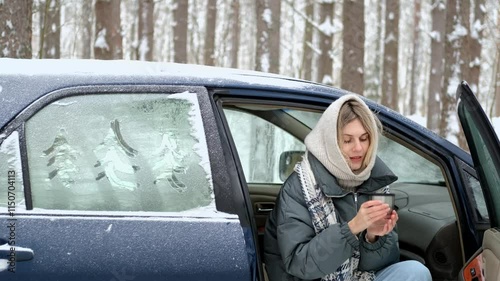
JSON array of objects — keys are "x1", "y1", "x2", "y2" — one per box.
[
  {"x1": 0, "y1": 132, "x2": 25, "y2": 210},
  {"x1": 25, "y1": 93, "x2": 213, "y2": 212},
  {"x1": 464, "y1": 171, "x2": 488, "y2": 221}
]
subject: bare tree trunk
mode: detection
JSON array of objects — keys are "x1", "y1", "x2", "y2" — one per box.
[
  {"x1": 365, "y1": 0, "x2": 383, "y2": 101},
  {"x1": 316, "y1": 1, "x2": 334, "y2": 84},
  {"x1": 456, "y1": 0, "x2": 472, "y2": 149},
  {"x1": 204, "y1": 0, "x2": 217, "y2": 66},
  {"x1": 381, "y1": 0, "x2": 399, "y2": 111},
  {"x1": 38, "y1": 0, "x2": 45, "y2": 57},
  {"x1": 464, "y1": 0, "x2": 485, "y2": 97},
  {"x1": 375, "y1": 0, "x2": 384, "y2": 99},
  {"x1": 341, "y1": 0, "x2": 365, "y2": 95},
  {"x1": 0, "y1": 0, "x2": 33, "y2": 58},
  {"x1": 255, "y1": 0, "x2": 280, "y2": 74},
  {"x1": 300, "y1": 1, "x2": 314, "y2": 81},
  {"x1": 494, "y1": 12, "x2": 500, "y2": 118},
  {"x1": 94, "y1": 0, "x2": 123, "y2": 60},
  {"x1": 173, "y1": 0, "x2": 188, "y2": 63},
  {"x1": 229, "y1": 0, "x2": 240, "y2": 68},
  {"x1": 268, "y1": 0, "x2": 281, "y2": 74},
  {"x1": 494, "y1": 48, "x2": 500, "y2": 117},
  {"x1": 409, "y1": 0, "x2": 421, "y2": 115},
  {"x1": 255, "y1": 0, "x2": 268, "y2": 72},
  {"x1": 40, "y1": 0, "x2": 61, "y2": 58},
  {"x1": 81, "y1": 0, "x2": 93, "y2": 59},
  {"x1": 189, "y1": 1, "x2": 203, "y2": 64},
  {"x1": 427, "y1": 0, "x2": 446, "y2": 132},
  {"x1": 459, "y1": 0, "x2": 471, "y2": 84},
  {"x1": 440, "y1": 0, "x2": 460, "y2": 139},
  {"x1": 138, "y1": 0, "x2": 154, "y2": 61},
  {"x1": 252, "y1": 0, "x2": 278, "y2": 182},
  {"x1": 129, "y1": 1, "x2": 139, "y2": 60}
]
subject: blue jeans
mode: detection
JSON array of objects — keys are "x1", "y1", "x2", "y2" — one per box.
[{"x1": 375, "y1": 260, "x2": 432, "y2": 281}]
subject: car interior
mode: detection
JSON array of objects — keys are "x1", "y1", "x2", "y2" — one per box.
[{"x1": 221, "y1": 101, "x2": 482, "y2": 281}]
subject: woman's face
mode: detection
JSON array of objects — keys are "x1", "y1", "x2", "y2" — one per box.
[{"x1": 340, "y1": 118, "x2": 370, "y2": 172}]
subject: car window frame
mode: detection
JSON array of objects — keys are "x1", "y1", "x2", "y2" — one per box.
[
  {"x1": 0, "y1": 85, "x2": 242, "y2": 217},
  {"x1": 219, "y1": 95, "x2": 451, "y2": 184},
  {"x1": 214, "y1": 87, "x2": 483, "y2": 261}
]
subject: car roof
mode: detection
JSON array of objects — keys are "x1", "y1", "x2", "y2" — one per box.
[{"x1": 0, "y1": 58, "x2": 336, "y2": 93}]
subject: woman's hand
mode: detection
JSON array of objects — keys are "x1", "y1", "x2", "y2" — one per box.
[
  {"x1": 348, "y1": 200, "x2": 391, "y2": 235},
  {"x1": 366, "y1": 210, "x2": 398, "y2": 241}
]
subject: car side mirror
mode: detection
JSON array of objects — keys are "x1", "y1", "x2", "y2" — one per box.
[{"x1": 279, "y1": 151, "x2": 305, "y2": 181}]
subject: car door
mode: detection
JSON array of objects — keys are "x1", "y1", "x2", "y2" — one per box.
[
  {"x1": 457, "y1": 81, "x2": 500, "y2": 281},
  {"x1": 0, "y1": 85, "x2": 252, "y2": 281}
]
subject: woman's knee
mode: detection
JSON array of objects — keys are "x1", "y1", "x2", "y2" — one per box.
[
  {"x1": 397, "y1": 260, "x2": 432, "y2": 280},
  {"x1": 376, "y1": 260, "x2": 432, "y2": 281}
]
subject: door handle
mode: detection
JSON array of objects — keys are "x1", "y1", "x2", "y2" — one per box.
[
  {"x1": 0, "y1": 242, "x2": 34, "y2": 262},
  {"x1": 256, "y1": 203, "x2": 274, "y2": 214}
]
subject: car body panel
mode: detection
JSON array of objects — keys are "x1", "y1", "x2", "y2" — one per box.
[
  {"x1": 0, "y1": 215, "x2": 250, "y2": 281},
  {"x1": 0, "y1": 80, "x2": 257, "y2": 280}
]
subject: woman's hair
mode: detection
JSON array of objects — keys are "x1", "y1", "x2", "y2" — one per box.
[{"x1": 337, "y1": 99, "x2": 382, "y2": 169}]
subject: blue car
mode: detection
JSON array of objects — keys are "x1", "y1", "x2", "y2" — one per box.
[{"x1": 0, "y1": 59, "x2": 498, "y2": 281}]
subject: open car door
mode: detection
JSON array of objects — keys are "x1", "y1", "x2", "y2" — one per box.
[{"x1": 457, "y1": 81, "x2": 500, "y2": 281}]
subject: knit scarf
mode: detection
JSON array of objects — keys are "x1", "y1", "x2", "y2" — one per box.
[
  {"x1": 304, "y1": 94, "x2": 379, "y2": 190},
  {"x1": 295, "y1": 155, "x2": 375, "y2": 281}
]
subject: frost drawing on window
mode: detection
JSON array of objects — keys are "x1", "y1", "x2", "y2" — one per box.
[
  {"x1": 152, "y1": 131, "x2": 187, "y2": 192},
  {"x1": 25, "y1": 93, "x2": 213, "y2": 212},
  {"x1": 0, "y1": 132, "x2": 25, "y2": 208},
  {"x1": 93, "y1": 119, "x2": 140, "y2": 191},
  {"x1": 42, "y1": 128, "x2": 81, "y2": 189}
]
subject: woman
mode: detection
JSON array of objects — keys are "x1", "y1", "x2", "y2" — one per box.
[{"x1": 263, "y1": 94, "x2": 432, "y2": 281}]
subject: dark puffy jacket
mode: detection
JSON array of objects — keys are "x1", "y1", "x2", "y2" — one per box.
[{"x1": 264, "y1": 154, "x2": 399, "y2": 281}]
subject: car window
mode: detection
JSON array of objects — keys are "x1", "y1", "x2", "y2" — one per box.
[
  {"x1": 461, "y1": 109, "x2": 500, "y2": 223},
  {"x1": 224, "y1": 107, "x2": 444, "y2": 186},
  {"x1": 290, "y1": 110, "x2": 445, "y2": 185},
  {"x1": 463, "y1": 170, "x2": 489, "y2": 220},
  {"x1": 24, "y1": 93, "x2": 213, "y2": 212},
  {"x1": 224, "y1": 109, "x2": 304, "y2": 184},
  {"x1": 377, "y1": 137, "x2": 444, "y2": 185},
  {"x1": 0, "y1": 132, "x2": 26, "y2": 210}
]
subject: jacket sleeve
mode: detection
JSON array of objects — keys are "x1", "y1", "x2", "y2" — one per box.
[
  {"x1": 358, "y1": 229, "x2": 400, "y2": 271},
  {"x1": 276, "y1": 176, "x2": 359, "y2": 280}
]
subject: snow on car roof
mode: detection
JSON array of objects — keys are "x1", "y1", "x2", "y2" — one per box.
[
  {"x1": 0, "y1": 58, "x2": 318, "y2": 90},
  {"x1": 0, "y1": 58, "x2": 268, "y2": 76}
]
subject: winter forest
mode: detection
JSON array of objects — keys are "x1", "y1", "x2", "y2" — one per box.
[{"x1": 0, "y1": 0, "x2": 499, "y2": 148}]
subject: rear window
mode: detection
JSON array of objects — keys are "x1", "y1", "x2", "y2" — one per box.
[{"x1": 24, "y1": 93, "x2": 214, "y2": 212}]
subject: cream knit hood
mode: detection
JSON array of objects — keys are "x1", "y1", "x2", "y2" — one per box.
[{"x1": 304, "y1": 94, "x2": 379, "y2": 189}]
